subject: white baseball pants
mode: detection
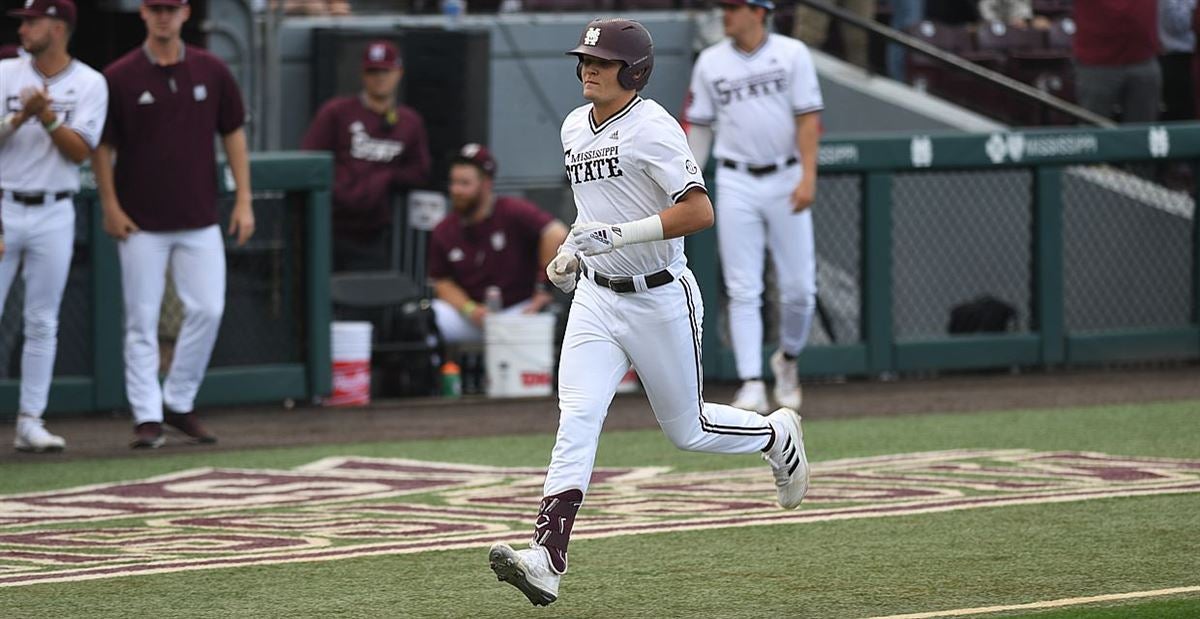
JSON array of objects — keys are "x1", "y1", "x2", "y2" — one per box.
[
  {"x1": 118, "y1": 225, "x2": 225, "y2": 424},
  {"x1": 544, "y1": 267, "x2": 774, "y2": 497},
  {"x1": 432, "y1": 297, "x2": 535, "y2": 345},
  {"x1": 716, "y1": 166, "x2": 817, "y2": 380},
  {"x1": 0, "y1": 196, "x2": 75, "y2": 416}
]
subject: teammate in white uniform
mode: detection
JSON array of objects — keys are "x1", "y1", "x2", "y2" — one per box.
[
  {"x1": 686, "y1": 0, "x2": 824, "y2": 414},
  {"x1": 487, "y1": 19, "x2": 810, "y2": 607},
  {"x1": 0, "y1": 0, "x2": 106, "y2": 452}
]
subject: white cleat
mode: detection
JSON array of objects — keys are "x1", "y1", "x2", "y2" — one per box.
[
  {"x1": 14, "y1": 418, "x2": 65, "y2": 453},
  {"x1": 731, "y1": 379, "x2": 770, "y2": 415},
  {"x1": 770, "y1": 350, "x2": 803, "y2": 411},
  {"x1": 489, "y1": 542, "x2": 560, "y2": 607},
  {"x1": 762, "y1": 407, "x2": 810, "y2": 509}
]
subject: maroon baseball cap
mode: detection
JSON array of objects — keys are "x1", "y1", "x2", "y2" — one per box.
[
  {"x1": 453, "y1": 143, "x2": 497, "y2": 177},
  {"x1": 362, "y1": 40, "x2": 401, "y2": 71},
  {"x1": 143, "y1": 0, "x2": 190, "y2": 6},
  {"x1": 7, "y1": 0, "x2": 77, "y2": 27}
]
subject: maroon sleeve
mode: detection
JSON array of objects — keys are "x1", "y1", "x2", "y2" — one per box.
[
  {"x1": 509, "y1": 199, "x2": 555, "y2": 284},
  {"x1": 427, "y1": 224, "x2": 451, "y2": 280},
  {"x1": 509, "y1": 198, "x2": 555, "y2": 242},
  {"x1": 301, "y1": 101, "x2": 338, "y2": 152},
  {"x1": 214, "y1": 58, "x2": 246, "y2": 136},
  {"x1": 100, "y1": 68, "x2": 121, "y2": 147},
  {"x1": 393, "y1": 109, "x2": 432, "y2": 189}
]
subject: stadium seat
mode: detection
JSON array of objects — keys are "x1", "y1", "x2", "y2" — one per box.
[
  {"x1": 1031, "y1": 0, "x2": 1073, "y2": 19},
  {"x1": 619, "y1": 0, "x2": 676, "y2": 8},
  {"x1": 904, "y1": 21, "x2": 983, "y2": 106},
  {"x1": 520, "y1": 0, "x2": 614, "y2": 10},
  {"x1": 1044, "y1": 17, "x2": 1075, "y2": 51},
  {"x1": 1007, "y1": 18, "x2": 1074, "y2": 124},
  {"x1": 973, "y1": 20, "x2": 1046, "y2": 56}
]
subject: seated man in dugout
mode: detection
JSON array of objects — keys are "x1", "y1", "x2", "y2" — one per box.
[{"x1": 427, "y1": 144, "x2": 568, "y2": 344}]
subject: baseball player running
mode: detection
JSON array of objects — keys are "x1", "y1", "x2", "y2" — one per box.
[
  {"x1": 0, "y1": 0, "x2": 106, "y2": 452},
  {"x1": 686, "y1": 0, "x2": 823, "y2": 414},
  {"x1": 487, "y1": 18, "x2": 810, "y2": 607}
]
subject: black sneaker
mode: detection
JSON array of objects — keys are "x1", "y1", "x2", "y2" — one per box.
[
  {"x1": 131, "y1": 422, "x2": 165, "y2": 449},
  {"x1": 164, "y1": 412, "x2": 218, "y2": 444}
]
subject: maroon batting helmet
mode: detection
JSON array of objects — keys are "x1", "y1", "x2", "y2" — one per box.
[{"x1": 565, "y1": 18, "x2": 654, "y2": 91}]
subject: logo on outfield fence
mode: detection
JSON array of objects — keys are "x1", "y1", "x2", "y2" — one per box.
[
  {"x1": 1149, "y1": 126, "x2": 1170, "y2": 158},
  {"x1": 909, "y1": 136, "x2": 932, "y2": 168},
  {"x1": 0, "y1": 450, "x2": 1197, "y2": 587},
  {"x1": 986, "y1": 132, "x2": 1099, "y2": 164}
]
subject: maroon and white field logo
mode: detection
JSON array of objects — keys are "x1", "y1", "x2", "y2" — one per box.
[{"x1": 0, "y1": 449, "x2": 1197, "y2": 587}]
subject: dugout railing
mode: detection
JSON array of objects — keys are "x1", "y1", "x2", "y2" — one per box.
[
  {"x1": 0, "y1": 153, "x2": 333, "y2": 418},
  {"x1": 688, "y1": 122, "x2": 1200, "y2": 380}
]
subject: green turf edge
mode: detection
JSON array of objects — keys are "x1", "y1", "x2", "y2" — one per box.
[{"x1": 1, "y1": 399, "x2": 1197, "y2": 495}]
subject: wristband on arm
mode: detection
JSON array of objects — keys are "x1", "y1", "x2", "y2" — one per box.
[
  {"x1": 0, "y1": 113, "x2": 15, "y2": 140},
  {"x1": 42, "y1": 115, "x2": 64, "y2": 133},
  {"x1": 617, "y1": 214, "x2": 664, "y2": 245}
]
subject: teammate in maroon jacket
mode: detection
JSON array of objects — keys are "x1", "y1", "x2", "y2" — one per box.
[{"x1": 301, "y1": 40, "x2": 432, "y2": 271}]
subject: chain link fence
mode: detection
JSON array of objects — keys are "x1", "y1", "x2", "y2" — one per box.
[
  {"x1": 892, "y1": 170, "x2": 1034, "y2": 339},
  {"x1": 713, "y1": 173, "x2": 862, "y2": 350},
  {"x1": 1062, "y1": 165, "x2": 1194, "y2": 333},
  {"x1": 207, "y1": 192, "x2": 306, "y2": 367}
]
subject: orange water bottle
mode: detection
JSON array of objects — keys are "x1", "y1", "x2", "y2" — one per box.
[{"x1": 441, "y1": 361, "x2": 462, "y2": 398}]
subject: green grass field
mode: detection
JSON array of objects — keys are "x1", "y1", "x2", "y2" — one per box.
[{"x1": 1, "y1": 400, "x2": 1197, "y2": 618}]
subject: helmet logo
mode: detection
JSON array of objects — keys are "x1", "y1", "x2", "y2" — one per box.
[
  {"x1": 369, "y1": 45, "x2": 386, "y2": 61},
  {"x1": 584, "y1": 27, "x2": 601, "y2": 46}
]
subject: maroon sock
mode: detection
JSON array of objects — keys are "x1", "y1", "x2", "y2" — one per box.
[{"x1": 531, "y1": 489, "x2": 583, "y2": 574}]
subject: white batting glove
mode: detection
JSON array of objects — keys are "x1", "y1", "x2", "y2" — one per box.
[
  {"x1": 570, "y1": 222, "x2": 624, "y2": 256},
  {"x1": 546, "y1": 250, "x2": 580, "y2": 294}
]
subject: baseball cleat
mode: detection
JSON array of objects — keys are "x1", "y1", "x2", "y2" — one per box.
[
  {"x1": 763, "y1": 407, "x2": 810, "y2": 509},
  {"x1": 164, "y1": 411, "x2": 218, "y2": 444},
  {"x1": 131, "y1": 422, "x2": 165, "y2": 449},
  {"x1": 770, "y1": 350, "x2": 803, "y2": 411},
  {"x1": 488, "y1": 543, "x2": 560, "y2": 606},
  {"x1": 14, "y1": 418, "x2": 65, "y2": 453},
  {"x1": 731, "y1": 379, "x2": 770, "y2": 415}
]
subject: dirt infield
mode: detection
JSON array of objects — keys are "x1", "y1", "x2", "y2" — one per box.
[{"x1": 5, "y1": 365, "x2": 1198, "y2": 462}]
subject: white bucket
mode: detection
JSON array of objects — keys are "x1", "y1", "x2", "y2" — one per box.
[
  {"x1": 485, "y1": 313, "x2": 556, "y2": 398},
  {"x1": 616, "y1": 368, "x2": 640, "y2": 394},
  {"x1": 328, "y1": 321, "x2": 372, "y2": 407}
]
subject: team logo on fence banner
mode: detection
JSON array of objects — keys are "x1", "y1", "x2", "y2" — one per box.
[
  {"x1": 0, "y1": 450, "x2": 1197, "y2": 587},
  {"x1": 909, "y1": 136, "x2": 932, "y2": 168},
  {"x1": 1149, "y1": 126, "x2": 1170, "y2": 158}
]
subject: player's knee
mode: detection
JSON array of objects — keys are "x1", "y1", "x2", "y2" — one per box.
[
  {"x1": 22, "y1": 314, "x2": 58, "y2": 342},
  {"x1": 664, "y1": 428, "x2": 705, "y2": 452},
  {"x1": 726, "y1": 289, "x2": 763, "y2": 306},
  {"x1": 125, "y1": 303, "x2": 162, "y2": 327},
  {"x1": 188, "y1": 303, "x2": 224, "y2": 325},
  {"x1": 779, "y1": 286, "x2": 817, "y2": 309}
]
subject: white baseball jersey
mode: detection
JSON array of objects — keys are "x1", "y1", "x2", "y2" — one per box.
[
  {"x1": 562, "y1": 96, "x2": 706, "y2": 277},
  {"x1": 0, "y1": 57, "x2": 107, "y2": 192},
  {"x1": 686, "y1": 34, "x2": 823, "y2": 165}
]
